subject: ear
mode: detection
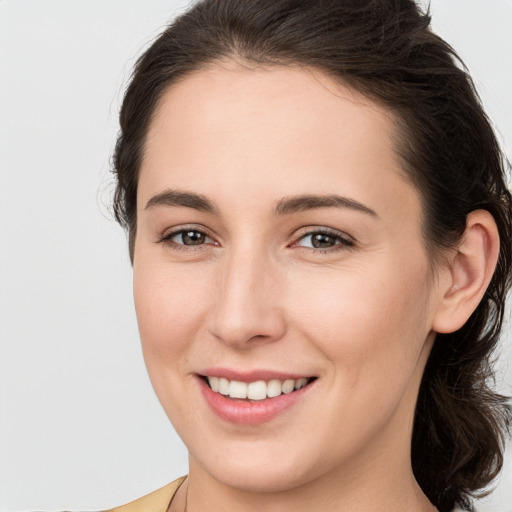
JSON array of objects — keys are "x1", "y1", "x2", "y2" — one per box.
[{"x1": 432, "y1": 210, "x2": 500, "y2": 334}]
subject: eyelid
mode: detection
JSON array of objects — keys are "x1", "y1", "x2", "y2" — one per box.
[
  {"x1": 290, "y1": 226, "x2": 355, "y2": 251},
  {"x1": 293, "y1": 226, "x2": 354, "y2": 241},
  {"x1": 159, "y1": 224, "x2": 219, "y2": 250}
]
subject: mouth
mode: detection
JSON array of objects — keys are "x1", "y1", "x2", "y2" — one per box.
[
  {"x1": 196, "y1": 369, "x2": 318, "y2": 424},
  {"x1": 199, "y1": 375, "x2": 317, "y2": 401}
]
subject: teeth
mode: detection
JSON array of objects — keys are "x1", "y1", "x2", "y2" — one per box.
[
  {"x1": 295, "y1": 378, "x2": 308, "y2": 390},
  {"x1": 209, "y1": 376, "x2": 220, "y2": 392},
  {"x1": 206, "y1": 376, "x2": 311, "y2": 400},
  {"x1": 218, "y1": 377, "x2": 230, "y2": 395},
  {"x1": 267, "y1": 379, "x2": 282, "y2": 398},
  {"x1": 282, "y1": 379, "x2": 295, "y2": 394},
  {"x1": 247, "y1": 380, "x2": 267, "y2": 400},
  {"x1": 229, "y1": 380, "x2": 248, "y2": 399}
]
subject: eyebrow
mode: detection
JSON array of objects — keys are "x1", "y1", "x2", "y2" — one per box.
[
  {"x1": 145, "y1": 189, "x2": 377, "y2": 218},
  {"x1": 274, "y1": 194, "x2": 378, "y2": 217},
  {"x1": 145, "y1": 189, "x2": 218, "y2": 214}
]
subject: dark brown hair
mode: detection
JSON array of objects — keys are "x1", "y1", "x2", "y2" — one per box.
[{"x1": 112, "y1": 1, "x2": 512, "y2": 510}]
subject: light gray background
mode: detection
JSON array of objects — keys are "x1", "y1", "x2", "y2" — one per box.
[{"x1": 0, "y1": 1, "x2": 511, "y2": 511}]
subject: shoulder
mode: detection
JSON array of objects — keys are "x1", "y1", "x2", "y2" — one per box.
[{"x1": 103, "y1": 476, "x2": 187, "y2": 512}]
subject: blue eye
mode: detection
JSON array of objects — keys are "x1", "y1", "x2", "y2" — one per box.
[{"x1": 296, "y1": 230, "x2": 354, "y2": 250}]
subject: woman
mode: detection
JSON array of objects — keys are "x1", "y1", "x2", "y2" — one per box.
[{"x1": 107, "y1": 0, "x2": 511, "y2": 511}]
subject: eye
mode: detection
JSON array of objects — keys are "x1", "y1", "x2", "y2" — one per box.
[
  {"x1": 160, "y1": 227, "x2": 216, "y2": 249},
  {"x1": 171, "y1": 229, "x2": 212, "y2": 245},
  {"x1": 294, "y1": 229, "x2": 354, "y2": 251}
]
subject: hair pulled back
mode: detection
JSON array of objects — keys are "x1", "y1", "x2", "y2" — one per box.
[{"x1": 112, "y1": 1, "x2": 512, "y2": 510}]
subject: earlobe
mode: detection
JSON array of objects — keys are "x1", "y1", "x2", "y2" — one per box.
[{"x1": 432, "y1": 210, "x2": 500, "y2": 334}]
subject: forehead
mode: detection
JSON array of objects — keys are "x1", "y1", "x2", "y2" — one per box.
[
  {"x1": 145, "y1": 63, "x2": 398, "y2": 162},
  {"x1": 139, "y1": 63, "x2": 419, "y2": 223}
]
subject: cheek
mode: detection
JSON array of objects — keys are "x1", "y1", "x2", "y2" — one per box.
[
  {"x1": 133, "y1": 259, "x2": 211, "y2": 375},
  {"x1": 283, "y1": 260, "x2": 435, "y2": 455},
  {"x1": 286, "y1": 256, "x2": 434, "y2": 391}
]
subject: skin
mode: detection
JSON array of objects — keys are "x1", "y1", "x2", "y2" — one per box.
[{"x1": 133, "y1": 63, "x2": 499, "y2": 512}]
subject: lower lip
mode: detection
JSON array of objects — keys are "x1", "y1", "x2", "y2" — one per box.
[{"x1": 199, "y1": 377, "x2": 313, "y2": 425}]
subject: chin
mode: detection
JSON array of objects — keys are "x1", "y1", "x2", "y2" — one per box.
[
  {"x1": 186, "y1": 434, "x2": 331, "y2": 494},
  {"x1": 201, "y1": 458, "x2": 315, "y2": 493}
]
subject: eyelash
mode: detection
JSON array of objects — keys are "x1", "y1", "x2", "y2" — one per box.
[
  {"x1": 158, "y1": 226, "x2": 355, "y2": 254},
  {"x1": 159, "y1": 226, "x2": 216, "y2": 253},
  {"x1": 292, "y1": 228, "x2": 355, "y2": 254}
]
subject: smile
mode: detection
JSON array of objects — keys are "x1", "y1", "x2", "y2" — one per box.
[
  {"x1": 198, "y1": 372, "x2": 317, "y2": 425},
  {"x1": 205, "y1": 376, "x2": 312, "y2": 401}
]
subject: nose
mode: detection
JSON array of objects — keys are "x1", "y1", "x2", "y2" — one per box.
[{"x1": 208, "y1": 247, "x2": 287, "y2": 349}]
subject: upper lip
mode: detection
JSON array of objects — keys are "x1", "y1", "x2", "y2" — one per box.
[{"x1": 198, "y1": 368, "x2": 316, "y2": 382}]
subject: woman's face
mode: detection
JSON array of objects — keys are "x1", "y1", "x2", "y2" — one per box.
[{"x1": 134, "y1": 64, "x2": 442, "y2": 492}]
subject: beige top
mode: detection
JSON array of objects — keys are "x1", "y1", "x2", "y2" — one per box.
[
  {"x1": 104, "y1": 476, "x2": 186, "y2": 512},
  {"x1": 104, "y1": 476, "x2": 466, "y2": 512}
]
